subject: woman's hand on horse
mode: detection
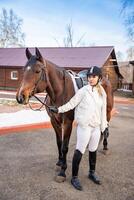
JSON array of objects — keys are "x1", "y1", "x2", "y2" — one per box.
[{"x1": 48, "y1": 106, "x2": 58, "y2": 113}]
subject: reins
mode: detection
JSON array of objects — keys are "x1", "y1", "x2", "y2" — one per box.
[
  {"x1": 28, "y1": 63, "x2": 66, "y2": 119},
  {"x1": 28, "y1": 94, "x2": 49, "y2": 111}
]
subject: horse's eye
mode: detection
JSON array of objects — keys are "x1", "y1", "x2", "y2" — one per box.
[{"x1": 35, "y1": 70, "x2": 41, "y2": 74}]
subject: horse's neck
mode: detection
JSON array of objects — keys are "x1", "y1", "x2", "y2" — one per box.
[
  {"x1": 101, "y1": 77, "x2": 113, "y2": 94},
  {"x1": 46, "y1": 61, "x2": 64, "y2": 102}
]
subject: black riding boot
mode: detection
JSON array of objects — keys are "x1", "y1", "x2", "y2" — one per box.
[
  {"x1": 71, "y1": 149, "x2": 83, "y2": 191},
  {"x1": 88, "y1": 151, "x2": 101, "y2": 185}
]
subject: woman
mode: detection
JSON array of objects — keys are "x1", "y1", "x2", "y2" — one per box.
[{"x1": 49, "y1": 66, "x2": 108, "y2": 191}]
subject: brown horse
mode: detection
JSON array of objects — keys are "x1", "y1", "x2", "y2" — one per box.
[{"x1": 16, "y1": 47, "x2": 113, "y2": 182}]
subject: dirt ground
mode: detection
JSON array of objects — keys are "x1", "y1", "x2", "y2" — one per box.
[{"x1": 0, "y1": 102, "x2": 134, "y2": 200}]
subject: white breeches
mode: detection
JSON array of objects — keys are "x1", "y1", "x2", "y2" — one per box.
[{"x1": 76, "y1": 125, "x2": 101, "y2": 154}]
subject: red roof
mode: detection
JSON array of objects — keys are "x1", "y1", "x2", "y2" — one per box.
[{"x1": 0, "y1": 46, "x2": 115, "y2": 68}]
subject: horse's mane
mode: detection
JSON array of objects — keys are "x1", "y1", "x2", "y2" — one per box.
[{"x1": 46, "y1": 60, "x2": 70, "y2": 80}]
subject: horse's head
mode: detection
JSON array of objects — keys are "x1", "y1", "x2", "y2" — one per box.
[{"x1": 16, "y1": 47, "x2": 48, "y2": 104}]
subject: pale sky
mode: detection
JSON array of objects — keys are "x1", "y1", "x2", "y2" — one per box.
[{"x1": 0, "y1": 0, "x2": 133, "y2": 58}]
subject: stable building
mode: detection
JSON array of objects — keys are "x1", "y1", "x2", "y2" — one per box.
[
  {"x1": 118, "y1": 61, "x2": 134, "y2": 91},
  {"x1": 0, "y1": 46, "x2": 123, "y2": 91}
]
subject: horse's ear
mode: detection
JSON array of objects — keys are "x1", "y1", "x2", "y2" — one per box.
[
  {"x1": 26, "y1": 48, "x2": 32, "y2": 60},
  {"x1": 35, "y1": 47, "x2": 43, "y2": 62}
]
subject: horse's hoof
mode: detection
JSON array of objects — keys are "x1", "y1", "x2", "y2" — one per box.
[
  {"x1": 55, "y1": 165, "x2": 61, "y2": 172},
  {"x1": 55, "y1": 175, "x2": 66, "y2": 183},
  {"x1": 103, "y1": 149, "x2": 110, "y2": 155}
]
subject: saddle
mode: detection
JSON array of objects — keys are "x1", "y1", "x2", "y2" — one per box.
[
  {"x1": 67, "y1": 70, "x2": 88, "y2": 89},
  {"x1": 67, "y1": 70, "x2": 84, "y2": 89}
]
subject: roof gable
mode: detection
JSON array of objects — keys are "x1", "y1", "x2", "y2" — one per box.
[{"x1": 0, "y1": 46, "x2": 114, "y2": 68}]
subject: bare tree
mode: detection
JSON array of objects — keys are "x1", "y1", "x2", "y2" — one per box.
[
  {"x1": 53, "y1": 20, "x2": 85, "y2": 47},
  {"x1": 63, "y1": 21, "x2": 85, "y2": 47},
  {"x1": 116, "y1": 50, "x2": 124, "y2": 61},
  {"x1": 126, "y1": 46, "x2": 134, "y2": 60},
  {"x1": 121, "y1": 0, "x2": 134, "y2": 42},
  {"x1": 0, "y1": 8, "x2": 25, "y2": 47},
  {"x1": 63, "y1": 22, "x2": 73, "y2": 47}
]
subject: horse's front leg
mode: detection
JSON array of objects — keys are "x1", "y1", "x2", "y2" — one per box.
[
  {"x1": 56, "y1": 120, "x2": 73, "y2": 182},
  {"x1": 51, "y1": 118, "x2": 63, "y2": 169}
]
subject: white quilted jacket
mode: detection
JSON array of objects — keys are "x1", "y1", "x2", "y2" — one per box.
[{"x1": 58, "y1": 84, "x2": 108, "y2": 132}]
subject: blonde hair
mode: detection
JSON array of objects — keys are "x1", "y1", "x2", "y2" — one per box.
[{"x1": 96, "y1": 84, "x2": 103, "y2": 96}]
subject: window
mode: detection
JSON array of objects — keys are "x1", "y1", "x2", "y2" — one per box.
[{"x1": 11, "y1": 71, "x2": 18, "y2": 80}]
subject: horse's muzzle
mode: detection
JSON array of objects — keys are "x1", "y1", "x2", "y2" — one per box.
[{"x1": 16, "y1": 94, "x2": 29, "y2": 104}]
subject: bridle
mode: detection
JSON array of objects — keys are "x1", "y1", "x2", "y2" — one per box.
[
  {"x1": 28, "y1": 61, "x2": 50, "y2": 111},
  {"x1": 28, "y1": 60, "x2": 66, "y2": 113}
]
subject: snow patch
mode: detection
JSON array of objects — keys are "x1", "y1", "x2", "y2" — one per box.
[{"x1": 0, "y1": 109, "x2": 50, "y2": 128}]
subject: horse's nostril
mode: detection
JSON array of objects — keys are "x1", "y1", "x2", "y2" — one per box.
[{"x1": 16, "y1": 94, "x2": 24, "y2": 104}]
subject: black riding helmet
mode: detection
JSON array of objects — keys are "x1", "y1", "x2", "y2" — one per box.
[{"x1": 87, "y1": 66, "x2": 102, "y2": 78}]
